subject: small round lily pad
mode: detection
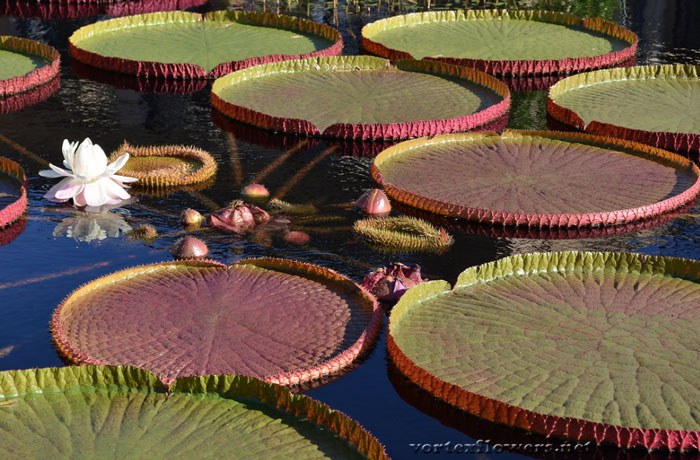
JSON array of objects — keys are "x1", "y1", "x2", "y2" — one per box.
[
  {"x1": 372, "y1": 130, "x2": 700, "y2": 227},
  {"x1": 547, "y1": 65, "x2": 700, "y2": 153},
  {"x1": 388, "y1": 251, "x2": 700, "y2": 451},
  {"x1": 0, "y1": 366, "x2": 388, "y2": 459},
  {"x1": 0, "y1": 36, "x2": 59, "y2": 97},
  {"x1": 362, "y1": 10, "x2": 637, "y2": 76},
  {"x1": 211, "y1": 56, "x2": 510, "y2": 140},
  {"x1": 69, "y1": 11, "x2": 342, "y2": 79},
  {"x1": 52, "y1": 258, "x2": 382, "y2": 386},
  {"x1": 0, "y1": 157, "x2": 27, "y2": 229},
  {"x1": 110, "y1": 142, "x2": 217, "y2": 187}
]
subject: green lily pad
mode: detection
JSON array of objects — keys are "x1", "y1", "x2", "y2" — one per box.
[
  {"x1": 69, "y1": 11, "x2": 342, "y2": 78},
  {"x1": 547, "y1": 65, "x2": 700, "y2": 153},
  {"x1": 388, "y1": 251, "x2": 700, "y2": 451},
  {"x1": 362, "y1": 10, "x2": 637, "y2": 75},
  {"x1": 212, "y1": 56, "x2": 510, "y2": 140},
  {"x1": 0, "y1": 36, "x2": 59, "y2": 97},
  {"x1": 0, "y1": 366, "x2": 388, "y2": 459}
]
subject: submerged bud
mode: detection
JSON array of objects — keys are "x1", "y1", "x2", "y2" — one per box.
[
  {"x1": 283, "y1": 231, "x2": 310, "y2": 245},
  {"x1": 171, "y1": 236, "x2": 208, "y2": 260},
  {"x1": 241, "y1": 183, "x2": 270, "y2": 204},
  {"x1": 355, "y1": 189, "x2": 391, "y2": 216},
  {"x1": 180, "y1": 208, "x2": 204, "y2": 227},
  {"x1": 127, "y1": 224, "x2": 158, "y2": 241}
]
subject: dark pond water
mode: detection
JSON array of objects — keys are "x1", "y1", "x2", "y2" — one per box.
[{"x1": 0, "y1": 0, "x2": 699, "y2": 459}]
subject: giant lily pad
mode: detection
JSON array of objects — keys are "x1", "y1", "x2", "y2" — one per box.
[
  {"x1": 0, "y1": 366, "x2": 388, "y2": 459},
  {"x1": 211, "y1": 56, "x2": 510, "y2": 140},
  {"x1": 547, "y1": 65, "x2": 700, "y2": 153},
  {"x1": 372, "y1": 130, "x2": 700, "y2": 227},
  {"x1": 51, "y1": 258, "x2": 382, "y2": 386},
  {"x1": 388, "y1": 251, "x2": 700, "y2": 451},
  {"x1": 0, "y1": 157, "x2": 27, "y2": 229},
  {"x1": 0, "y1": 36, "x2": 59, "y2": 97},
  {"x1": 69, "y1": 11, "x2": 342, "y2": 79},
  {"x1": 362, "y1": 10, "x2": 637, "y2": 76}
]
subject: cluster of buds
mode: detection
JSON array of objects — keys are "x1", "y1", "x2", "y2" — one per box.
[{"x1": 362, "y1": 262, "x2": 425, "y2": 305}]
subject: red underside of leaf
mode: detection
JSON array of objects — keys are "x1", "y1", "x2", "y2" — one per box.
[
  {"x1": 71, "y1": 59, "x2": 208, "y2": 94},
  {"x1": 0, "y1": 36, "x2": 60, "y2": 97},
  {"x1": 547, "y1": 97, "x2": 700, "y2": 153},
  {"x1": 0, "y1": 75, "x2": 59, "y2": 113},
  {"x1": 0, "y1": 157, "x2": 27, "y2": 228}
]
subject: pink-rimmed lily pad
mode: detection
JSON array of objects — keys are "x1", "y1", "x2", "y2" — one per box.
[
  {"x1": 0, "y1": 157, "x2": 27, "y2": 229},
  {"x1": 372, "y1": 130, "x2": 700, "y2": 227},
  {"x1": 0, "y1": 365, "x2": 388, "y2": 459},
  {"x1": 69, "y1": 11, "x2": 342, "y2": 79},
  {"x1": 51, "y1": 258, "x2": 382, "y2": 386},
  {"x1": 211, "y1": 56, "x2": 510, "y2": 140},
  {"x1": 0, "y1": 0, "x2": 208, "y2": 20},
  {"x1": 362, "y1": 10, "x2": 637, "y2": 76},
  {"x1": 0, "y1": 35, "x2": 59, "y2": 98},
  {"x1": 388, "y1": 251, "x2": 700, "y2": 451},
  {"x1": 0, "y1": 73, "x2": 59, "y2": 113},
  {"x1": 547, "y1": 65, "x2": 700, "y2": 153}
]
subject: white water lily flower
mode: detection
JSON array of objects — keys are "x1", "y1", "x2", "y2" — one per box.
[{"x1": 39, "y1": 138, "x2": 137, "y2": 207}]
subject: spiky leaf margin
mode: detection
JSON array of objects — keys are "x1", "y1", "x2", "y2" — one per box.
[
  {"x1": 109, "y1": 142, "x2": 217, "y2": 188},
  {"x1": 0, "y1": 36, "x2": 59, "y2": 96},
  {"x1": 362, "y1": 10, "x2": 637, "y2": 76},
  {"x1": 0, "y1": 365, "x2": 389, "y2": 460},
  {"x1": 212, "y1": 56, "x2": 510, "y2": 140},
  {"x1": 68, "y1": 11, "x2": 343, "y2": 79},
  {"x1": 389, "y1": 251, "x2": 700, "y2": 451},
  {"x1": 372, "y1": 130, "x2": 700, "y2": 227},
  {"x1": 547, "y1": 64, "x2": 700, "y2": 153},
  {"x1": 51, "y1": 257, "x2": 382, "y2": 387},
  {"x1": 353, "y1": 216, "x2": 453, "y2": 253},
  {"x1": 0, "y1": 157, "x2": 27, "y2": 228}
]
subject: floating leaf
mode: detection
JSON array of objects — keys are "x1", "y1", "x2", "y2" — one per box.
[
  {"x1": 0, "y1": 157, "x2": 27, "y2": 229},
  {"x1": 110, "y1": 142, "x2": 217, "y2": 188},
  {"x1": 69, "y1": 11, "x2": 342, "y2": 78},
  {"x1": 52, "y1": 258, "x2": 382, "y2": 386},
  {"x1": 372, "y1": 130, "x2": 700, "y2": 227},
  {"x1": 389, "y1": 251, "x2": 700, "y2": 451},
  {"x1": 0, "y1": 35, "x2": 59, "y2": 100},
  {"x1": 0, "y1": 365, "x2": 388, "y2": 459},
  {"x1": 211, "y1": 56, "x2": 510, "y2": 140},
  {"x1": 547, "y1": 64, "x2": 700, "y2": 153},
  {"x1": 362, "y1": 10, "x2": 637, "y2": 76}
]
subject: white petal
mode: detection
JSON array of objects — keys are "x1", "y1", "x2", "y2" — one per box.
[
  {"x1": 111, "y1": 174, "x2": 139, "y2": 184},
  {"x1": 44, "y1": 178, "x2": 79, "y2": 202},
  {"x1": 102, "y1": 178, "x2": 131, "y2": 201},
  {"x1": 39, "y1": 168, "x2": 66, "y2": 179},
  {"x1": 62, "y1": 139, "x2": 78, "y2": 169},
  {"x1": 82, "y1": 182, "x2": 109, "y2": 207},
  {"x1": 73, "y1": 189, "x2": 87, "y2": 207},
  {"x1": 74, "y1": 138, "x2": 107, "y2": 178},
  {"x1": 106, "y1": 153, "x2": 130, "y2": 174},
  {"x1": 40, "y1": 163, "x2": 74, "y2": 178},
  {"x1": 54, "y1": 181, "x2": 84, "y2": 201}
]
